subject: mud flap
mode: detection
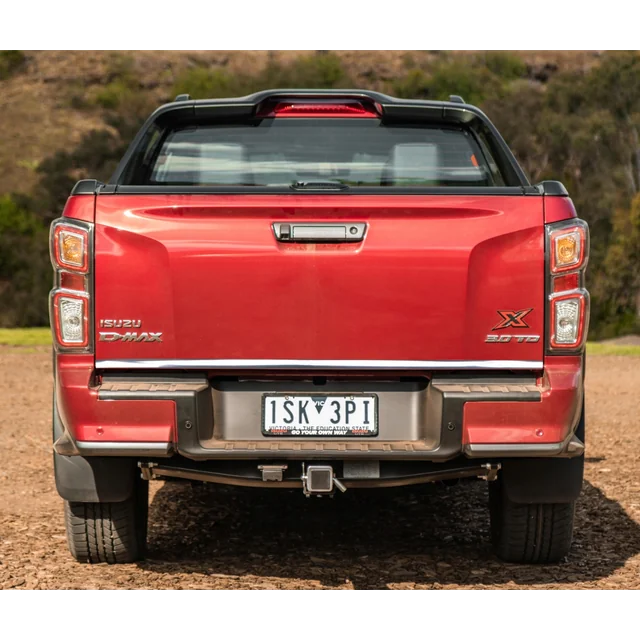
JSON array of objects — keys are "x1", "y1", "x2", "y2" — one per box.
[
  {"x1": 501, "y1": 400, "x2": 585, "y2": 504},
  {"x1": 53, "y1": 396, "x2": 137, "y2": 503}
]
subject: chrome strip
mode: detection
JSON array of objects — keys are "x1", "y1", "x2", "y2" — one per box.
[
  {"x1": 464, "y1": 441, "x2": 584, "y2": 458},
  {"x1": 96, "y1": 359, "x2": 543, "y2": 371},
  {"x1": 75, "y1": 441, "x2": 172, "y2": 457}
]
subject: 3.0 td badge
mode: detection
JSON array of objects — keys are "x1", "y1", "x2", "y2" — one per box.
[
  {"x1": 98, "y1": 319, "x2": 162, "y2": 343},
  {"x1": 486, "y1": 309, "x2": 540, "y2": 343}
]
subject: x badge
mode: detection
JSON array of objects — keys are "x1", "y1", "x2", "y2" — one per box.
[{"x1": 492, "y1": 308, "x2": 533, "y2": 330}]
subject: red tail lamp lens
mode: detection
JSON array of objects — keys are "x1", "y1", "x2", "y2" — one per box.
[
  {"x1": 553, "y1": 273, "x2": 579, "y2": 293},
  {"x1": 60, "y1": 271, "x2": 86, "y2": 291},
  {"x1": 260, "y1": 101, "x2": 379, "y2": 118}
]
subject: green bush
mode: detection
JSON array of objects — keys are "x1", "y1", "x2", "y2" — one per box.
[
  {"x1": 0, "y1": 50, "x2": 26, "y2": 80},
  {"x1": 481, "y1": 52, "x2": 527, "y2": 81},
  {"x1": 91, "y1": 54, "x2": 140, "y2": 110},
  {"x1": 267, "y1": 52, "x2": 348, "y2": 88},
  {"x1": 392, "y1": 56, "x2": 508, "y2": 104},
  {"x1": 590, "y1": 195, "x2": 640, "y2": 338},
  {"x1": 173, "y1": 67, "x2": 250, "y2": 99},
  {"x1": 392, "y1": 69, "x2": 431, "y2": 99},
  {"x1": 427, "y1": 58, "x2": 504, "y2": 104},
  {"x1": 0, "y1": 196, "x2": 50, "y2": 327},
  {"x1": 173, "y1": 52, "x2": 350, "y2": 100},
  {"x1": 94, "y1": 79, "x2": 132, "y2": 109}
]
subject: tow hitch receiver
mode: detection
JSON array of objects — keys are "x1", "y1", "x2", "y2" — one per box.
[{"x1": 302, "y1": 464, "x2": 347, "y2": 497}]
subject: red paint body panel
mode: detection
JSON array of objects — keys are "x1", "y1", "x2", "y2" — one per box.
[
  {"x1": 463, "y1": 355, "x2": 583, "y2": 444},
  {"x1": 543, "y1": 196, "x2": 577, "y2": 224},
  {"x1": 55, "y1": 354, "x2": 175, "y2": 442},
  {"x1": 94, "y1": 194, "x2": 545, "y2": 363},
  {"x1": 61, "y1": 195, "x2": 95, "y2": 222}
]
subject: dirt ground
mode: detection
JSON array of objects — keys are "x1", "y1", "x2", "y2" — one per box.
[{"x1": 0, "y1": 347, "x2": 638, "y2": 590}]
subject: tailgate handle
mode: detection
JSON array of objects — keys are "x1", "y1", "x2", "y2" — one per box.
[{"x1": 273, "y1": 223, "x2": 367, "y2": 243}]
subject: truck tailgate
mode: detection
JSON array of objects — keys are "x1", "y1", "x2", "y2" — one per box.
[{"x1": 94, "y1": 194, "x2": 544, "y2": 366}]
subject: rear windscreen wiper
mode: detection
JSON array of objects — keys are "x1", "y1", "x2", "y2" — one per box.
[{"x1": 290, "y1": 181, "x2": 349, "y2": 191}]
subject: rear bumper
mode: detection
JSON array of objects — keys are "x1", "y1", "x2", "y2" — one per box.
[{"x1": 54, "y1": 355, "x2": 584, "y2": 461}]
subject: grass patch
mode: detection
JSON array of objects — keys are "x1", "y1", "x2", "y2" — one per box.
[
  {"x1": 586, "y1": 342, "x2": 640, "y2": 357},
  {"x1": 0, "y1": 327, "x2": 51, "y2": 346}
]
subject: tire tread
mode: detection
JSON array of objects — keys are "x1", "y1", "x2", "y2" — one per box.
[
  {"x1": 64, "y1": 481, "x2": 147, "y2": 564},
  {"x1": 490, "y1": 479, "x2": 575, "y2": 564}
]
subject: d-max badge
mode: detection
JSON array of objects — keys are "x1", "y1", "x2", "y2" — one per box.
[
  {"x1": 99, "y1": 332, "x2": 162, "y2": 343},
  {"x1": 98, "y1": 318, "x2": 162, "y2": 342}
]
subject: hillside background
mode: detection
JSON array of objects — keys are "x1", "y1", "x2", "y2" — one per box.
[{"x1": 1, "y1": 50, "x2": 639, "y2": 337}]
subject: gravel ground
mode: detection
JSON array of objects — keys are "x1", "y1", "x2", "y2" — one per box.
[{"x1": 0, "y1": 347, "x2": 638, "y2": 590}]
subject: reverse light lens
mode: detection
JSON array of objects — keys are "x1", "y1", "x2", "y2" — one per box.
[
  {"x1": 550, "y1": 293, "x2": 588, "y2": 349},
  {"x1": 53, "y1": 293, "x2": 88, "y2": 347},
  {"x1": 554, "y1": 299, "x2": 580, "y2": 343},
  {"x1": 550, "y1": 226, "x2": 586, "y2": 273},
  {"x1": 55, "y1": 227, "x2": 88, "y2": 272}
]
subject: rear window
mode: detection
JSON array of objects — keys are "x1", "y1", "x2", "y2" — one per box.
[{"x1": 123, "y1": 119, "x2": 507, "y2": 188}]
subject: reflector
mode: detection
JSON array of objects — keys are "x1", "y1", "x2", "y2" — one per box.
[
  {"x1": 60, "y1": 271, "x2": 85, "y2": 291},
  {"x1": 553, "y1": 273, "x2": 579, "y2": 293}
]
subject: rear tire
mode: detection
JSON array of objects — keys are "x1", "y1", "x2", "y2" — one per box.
[
  {"x1": 489, "y1": 476, "x2": 575, "y2": 564},
  {"x1": 64, "y1": 475, "x2": 148, "y2": 564}
]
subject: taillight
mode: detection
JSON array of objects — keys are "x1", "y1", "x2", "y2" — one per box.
[
  {"x1": 546, "y1": 219, "x2": 589, "y2": 353},
  {"x1": 257, "y1": 99, "x2": 380, "y2": 118},
  {"x1": 49, "y1": 219, "x2": 93, "y2": 352}
]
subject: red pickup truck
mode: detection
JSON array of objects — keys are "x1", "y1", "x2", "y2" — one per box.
[{"x1": 50, "y1": 90, "x2": 588, "y2": 565}]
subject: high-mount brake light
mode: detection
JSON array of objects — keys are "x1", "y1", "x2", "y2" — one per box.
[
  {"x1": 259, "y1": 100, "x2": 379, "y2": 118},
  {"x1": 50, "y1": 218, "x2": 93, "y2": 353},
  {"x1": 546, "y1": 219, "x2": 590, "y2": 353}
]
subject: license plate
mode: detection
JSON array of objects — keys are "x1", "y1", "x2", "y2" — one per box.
[{"x1": 262, "y1": 394, "x2": 378, "y2": 437}]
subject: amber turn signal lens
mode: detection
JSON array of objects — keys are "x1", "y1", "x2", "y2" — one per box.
[
  {"x1": 60, "y1": 232, "x2": 84, "y2": 265},
  {"x1": 556, "y1": 234, "x2": 577, "y2": 264},
  {"x1": 54, "y1": 226, "x2": 88, "y2": 273},
  {"x1": 550, "y1": 226, "x2": 585, "y2": 273}
]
